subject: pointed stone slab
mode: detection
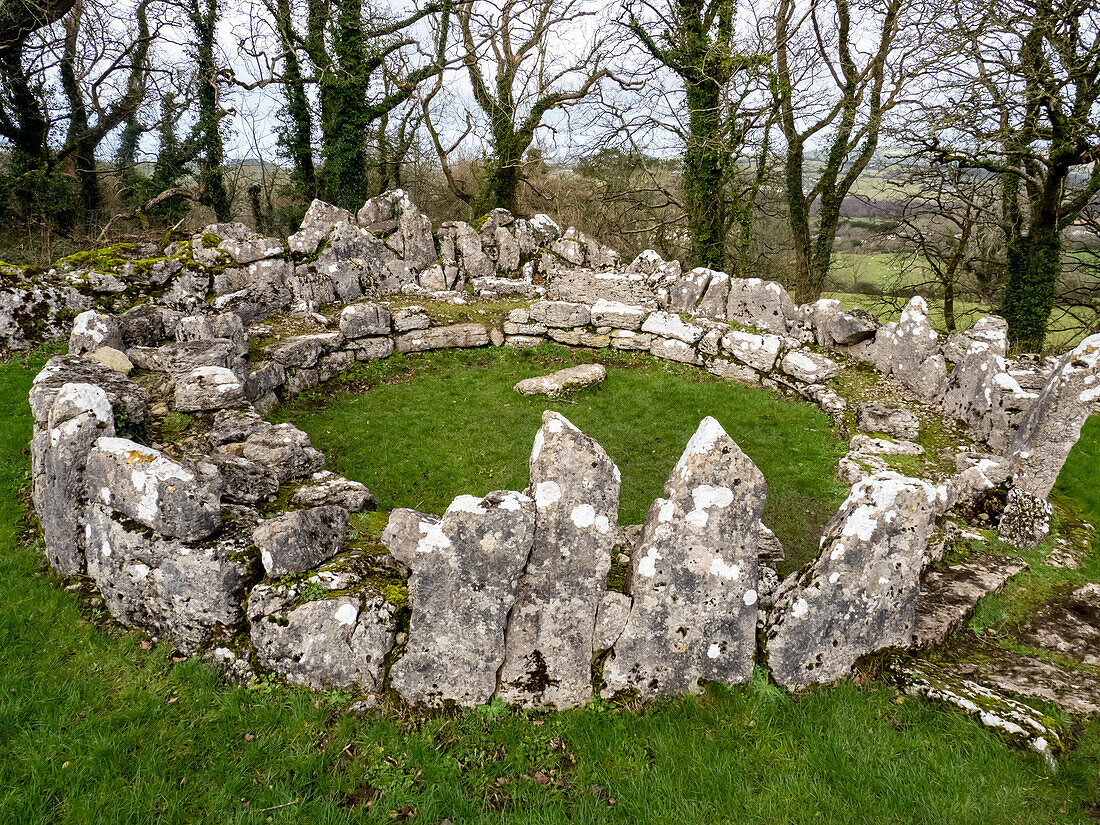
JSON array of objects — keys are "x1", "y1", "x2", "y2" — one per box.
[
  {"x1": 1005, "y1": 333, "x2": 1100, "y2": 498},
  {"x1": 384, "y1": 490, "x2": 535, "y2": 707},
  {"x1": 767, "y1": 471, "x2": 949, "y2": 690},
  {"x1": 497, "y1": 412, "x2": 620, "y2": 708},
  {"x1": 602, "y1": 417, "x2": 766, "y2": 698}
]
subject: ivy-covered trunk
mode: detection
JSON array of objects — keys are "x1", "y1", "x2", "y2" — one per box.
[
  {"x1": 486, "y1": 116, "x2": 524, "y2": 214},
  {"x1": 190, "y1": 0, "x2": 231, "y2": 221},
  {"x1": 1000, "y1": 228, "x2": 1060, "y2": 352},
  {"x1": 275, "y1": 0, "x2": 316, "y2": 203},
  {"x1": 683, "y1": 77, "x2": 729, "y2": 271}
]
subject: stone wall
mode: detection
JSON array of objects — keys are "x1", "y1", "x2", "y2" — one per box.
[{"x1": 25, "y1": 189, "x2": 1100, "y2": 712}]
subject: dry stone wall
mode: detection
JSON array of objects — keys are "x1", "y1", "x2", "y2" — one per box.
[{"x1": 23, "y1": 189, "x2": 1100, "y2": 717}]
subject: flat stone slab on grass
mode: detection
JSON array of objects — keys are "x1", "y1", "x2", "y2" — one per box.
[
  {"x1": 941, "y1": 649, "x2": 1100, "y2": 717},
  {"x1": 513, "y1": 364, "x2": 606, "y2": 398},
  {"x1": 912, "y1": 553, "x2": 1028, "y2": 645},
  {"x1": 1020, "y1": 583, "x2": 1100, "y2": 665}
]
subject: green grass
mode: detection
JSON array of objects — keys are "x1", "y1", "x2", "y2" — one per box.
[
  {"x1": 1, "y1": 348, "x2": 1099, "y2": 822},
  {"x1": 276, "y1": 344, "x2": 848, "y2": 572}
]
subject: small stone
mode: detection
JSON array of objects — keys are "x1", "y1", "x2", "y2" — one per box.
[{"x1": 513, "y1": 364, "x2": 606, "y2": 398}]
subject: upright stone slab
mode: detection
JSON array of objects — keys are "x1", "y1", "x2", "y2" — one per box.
[
  {"x1": 31, "y1": 383, "x2": 115, "y2": 574},
  {"x1": 1004, "y1": 334, "x2": 1100, "y2": 498},
  {"x1": 498, "y1": 412, "x2": 620, "y2": 708},
  {"x1": 767, "y1": 471, "x2": 949, "y2": 690},
  {"x1": 383, "y1": 490, "x2": 536, "y2": 706},
  {"x1": 602, "y1": 417, "x2": 766, "y2": 698}
]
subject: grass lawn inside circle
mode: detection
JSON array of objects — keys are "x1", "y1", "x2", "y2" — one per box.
[{"x1": 276, "y1": 343, "x2": 851, "y2": 572}]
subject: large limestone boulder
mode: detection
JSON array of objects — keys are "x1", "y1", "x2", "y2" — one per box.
[
  {"x1": 291, "y1": 471, "x2": 376, "y2": 512},
  {"x1": 249, "y1": 577, "x2": 398, "y2": 692},
  {"x1": 31, "y1": 383, "x2": 115, "y2": 574},
  {"x1": 173, "y1": 366, "x2": 247, "y2": 412},
  {"x1": 780, "y1": 350, "x2": 840, "y2": 384},
  {"x1": 69, "y1": 310, "x2": 123, "y2": 355},
  {"x1": 802, "y1": 299, "x2": 879, "y2": 348},
  {"x1": 602, "y1": 417, "x2": 767, "y2": 698},
  {"x1": 358, "y1": 189, "x2": 438, "y2": 274},
  {"x1": 86, "y1": 503, "x2": 261, "y2": 653},
  {"x1": 383, "y1": 491, "x2": 536, "y2": 706},
  {"x1": 288, "y1": 200, "x2": 356, "y2": 256},
  {"x1": 85, "y1": 438, "x2": 223, "y2": 541},
  {"x1": 767, "y1": 471, "x2": 950, "y2": 690},
  {"x1": 498, "y1": 412, "x2": 620, "y2": 708},
  {"x1": 241, "y1": 422, "x2": 325, "y2": 483},
  {"x1": 872, "y1": 297, "x2": 947, "y2": 400},
  {"x1": 513, "y1": 364, "x2": 606, "y2": 398},
  {"x1": 1004, "y1": 334, "x2": 1100, "y2": 498},
  {"x1": 395, "y1": 322, "x2": 488, "y2": 353},
  {"x1": 726, "y1": 278, "x2": 796, "y2": 334},
  {"x1": 857, "y1": 403, "x2": 920, "y2": 440}
]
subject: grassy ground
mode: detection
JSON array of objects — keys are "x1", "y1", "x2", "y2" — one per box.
[
  {"x1": 1, "y1": 349, "x2": 1099, "y2": 822},
  {"x1": 276, "y1": 344, "x2": 849, "y2": 572}
]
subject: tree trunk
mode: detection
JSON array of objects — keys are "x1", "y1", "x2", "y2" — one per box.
[
  {"x1": 1000, "y1": 228, "x2": 1059, "y2": 352},
  {"x1": 191, "y1": 0, "x2": 230, "y2": 221},
  {"x1": 683, "y1": 78, "x2": 728, "y2": 271}
]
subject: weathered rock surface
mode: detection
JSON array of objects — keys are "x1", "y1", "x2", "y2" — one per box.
[
  {"x1": 291, "y1": 471, "x2": 376, "y2": 512},
  {"x1": 31, "y1": 383, "x2": 115, "y2": 574},
  {"x1": 253, "y1": 505, "x2": 350, "y2": 577},
  {"x1": 998, "y1": 488, "x2": 1053, "y2": 549},
  {"x1": 912, "y1": 554, "x2": 1028, "y2": 645},
  {"x1": 395, "y1": 323, "x2": 489, "y2": 353},
  {"x1": 241, "y1": 423, "x2": 325, "y2": 483},
  {"x1": 1004, "y1": 334, "x2": 1100, "y2": 498},
  {"x1": 340, "y1": 302, "x2": 392, "y2": 338},
  {"x1": 31, "y1": 355, "x2": 148, "y2": 428},
  {"x1": 248, "y1": 581, "x2": 397, "y2": 691},
  {"x1": 726, "y1": 278, "x2": 795, "y2": 334},
  {"x1": 69, "y1": 310, "x2": 123, "y2": 354},
  {"x1": 767, "y1": 472, "x2": 949, "y2": 689},
  {"x1": 206, "y1": 453, "x2": 279, "y2": 504},
  {"x1": 857, "y1": 403, "x2": 920, "y2": 440},
  {"x1": 86, "y1": 503, "x2": 261, "y2": 653},
  {"x1": 941, "y1": 649, "x2": 1100, "y2": 717},
  {"x1": 173, "y1": 366, "x2": 247, "y2": 412},
  {"x1": 383, "y1": 490, "x2": 536, "y2": 706},
  {"x1": 1020, "y1": 583, "x2": 1100, "y2": 665},
  {"x1": 513, "y1": 364, "x2": 606, "y2": 398},
  {"x1": 85, "y1": 438, "x2": 223, "y2": 540},
  {"x1": 603, "y1": 417, "x2": 766, "y2": 698},
  {"x1": 498, "y1": 412, "x2": 620, "y2": 708},
  {"x1": 889, "y1": 657, "x2": 1063, "y2": 766},
  {"x1": 780, "y1": 350, "x2": 840, "y2": 384}
]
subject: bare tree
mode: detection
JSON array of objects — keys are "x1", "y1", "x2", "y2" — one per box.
[
  {"x1": 774, "y1": 0, "x2": 923, "y2": 300},
  {"x1": 428, "y1": 0, "x2": 616, "y2": 215}
]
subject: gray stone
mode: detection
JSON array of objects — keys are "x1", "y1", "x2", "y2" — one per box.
[
  {"x1": 603, "y1": 417, "x2": 766, "y2": 697},
  {"x1": 265, "y1": 334, "x2": 327, "y2": 368},
  {"x1": 590, "y1": 299, "x2": 646, "y2": 330},
  {"x1": 253, "y1": 505, "x2": 350, "y2": 577},
  {"x1": 1004, "y1": 334, "x2": 1100, "y2": 498},
  {"x1": 650, "y1": 337, "x2": 700, "y2": 364},
  {"x1": 173, "y1": 366, "x2": 247, "y2": 412},
  {"x1": 292, "y1": 471, "x2": 376, "y2": 512},
  {"x1": 594, "y1": 592, "x2": 632, "y2": 652},
  {"x1": 206, "y1": 453, "x2": 279, "y2": 504},
  {"x1": 395, "y1": 323, "x2": 488, "y2": 353},
  {"x1": 513, "y1": 364, "x2": 606, "y2": 398},
  {"x1": 610, "y1": 330, "x2": 653, "y2": 351},
  {"x1": 857, "y1": 403, "x2": 920, "y2": 440},
  {"x1": 641, "y1": 311, "x2": 705, "y2": 344},
  {"x1": 913, "y1": 553, "x2": 1028, "y2": 645},
  {"x1": 69, "y1": 310, "x2": 123, "y2": 355},
  {"x1": 117, "y1": 304, "x2": 168, "y2": 348},
  {"x1": 244, "y1": 362, "x2": 286, "y2": 401},
  {"x1": 209, "y1": 407, "x2": 267, "y2": 446},
  {"x1": 85, "y1": 437, "x2": 223, "y2": 541},
  {"x1": 85, "y1": 503, "x2": 261, "y2": 654},
  {"x1": 803, "y1": 299, "x2": 879, "y2": 347},
  {"x1": 248, "y1": 581, "x2": 398, "y2": 691},
  {"x1": 780, "y1": 350, "x2": 840, "y2": 383},
  {"x1": 849, "y1": 434, "x2": 925, "y2": 456},
  {"x1": 393, "y1": 308, "x2": 431, "y2": 332},
  {"x1": 358, "y1": 189, "x2": 438, "y2": 272},
  {"x1": 498, "y1": 411, "x2": 620, "y2": 708},
  {"x1": 384, "y1": 490, "x2": 535, "y2": 706},
  {"x1": 767, "y1": 471, "x2": 950, "y2": 690},
  {"x1": 289, "y1": 199, "x2": 356, "y2": 255},
  {"x1": 941, "y1": 346, "x2": 1022, "y2": 451},
  {"x1": 529, "y1": 300, "x2": 591, "y2": 329},
  {"x1": 241, "y1": 423, "x2": 325, "y2": 482},
  {"x1": 348, "y1": 336, "x2": 395, "y2": 361},
  {"x1": 127, "y1": 340, "x2": 238, "y2": 377},
  {"x1": 339, "y1": 302, "x2": 392, "y2": 338},
  {"x1": 998, "y1": 488, "x2": 1053, "y2": 549},
  {"x1": 1020, "y1": 583, "x2": 1100, "y2": 665},
  {"x1": 31, "y1": 383, "x2": 115, "y2": 574},
  {"x1": 85, "y1": 347, "x2": 133, "y2": 375},
  {"x1": 721, "y1": 330, "x2": 782, "y2": 372},
  {"x1": 726, "y1": 278, "x2": 796, "y2": 334}
]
